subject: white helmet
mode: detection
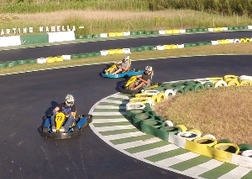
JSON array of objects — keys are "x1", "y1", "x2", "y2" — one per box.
[
  {"x1": 65, "y1": 94, "x2": 74, "y2": 107},
  {"x1": 145, "y1": 66, "x2": 153, "y2": 72},
  {"x1": 123, "y1": 56, "x2": 130, "y2": 62}
]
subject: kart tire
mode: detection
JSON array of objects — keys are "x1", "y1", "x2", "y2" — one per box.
[
  {"x1": 203, "y1": 82, "x2": 214, "y2": 89},
  {"x1": 238, "y1": 144, "x2": 252, "y2": 152},
  {"x1": 218, "y1": 139, "x2": 231, "y2": 143}
]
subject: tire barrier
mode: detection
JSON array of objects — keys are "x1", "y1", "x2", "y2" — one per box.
[
  {"x1": 165, "y1": 120, "x2": 174, "y2": 127},
  {"x1": 2, "y1": 34, "x2": 252, "y2": 70},
  {"x1": 177, "y1": 131, "x2": 202, "y2": 141},
  {"x1": 208, "y1": 74, "x2": 252, "y2": 87},
  {"x1": 126, "y1": 102, "x2": 146, "y2": 111},
  {"x1": 189, "y1": 129, "x2": 202, "y2": 136},
  {"x1": 194, "y1": 137, "x2": 218, "y2": 147},
  {"x1": 239, "y1": 144, "x2": 252, "y2": 152},
  {"x1": 164, "y1": 89, "x2": 176, "y2": 97},
  {"x1": 214, "y1": 80, "x2": 228, "y2": 88},
  {"x1": 124, "y1": 75, "x2": 252, "y2": 168},
  {"x1": 242, "y1": 150, "x2": 252, "y2": 157},
  {"x1": 143, "y1": 89, "x2": 160, "y2": 95},
  {"x1": 202, "y1": 134, "x2": 216, "y2": 140},
  {"x1": 214, "y1": 143, "x2": 240, "y2": 155}
]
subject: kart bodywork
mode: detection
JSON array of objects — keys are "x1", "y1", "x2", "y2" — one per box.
[
  {"x1": 119, "y1": 76, "x2": 160, "y2": 94},
  {"x1": 39, "y1": 112, "x2": 92, "y2": 139},
  {"x1": 101, "y1": 63, "x2": 143, "y2": 78}
]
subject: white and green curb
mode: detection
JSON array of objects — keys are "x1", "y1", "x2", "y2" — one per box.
[{"x1": 89, "y1": 91, "x2": 252, "y2": 179}]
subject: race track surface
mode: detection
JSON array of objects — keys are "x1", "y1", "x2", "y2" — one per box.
[
  {"x1": 1, "y1": 32, "x2": 252, "y2": 179},
  {"x1": 1, "y1": 31, "x2": 252, "y2": 63}
]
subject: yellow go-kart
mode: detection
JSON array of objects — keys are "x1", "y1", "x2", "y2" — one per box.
[
  {"x1": 101, "y1": 62, "x2": 143, "y2": 79},
  {"x1": 119, "y1": 76, "x2": 161, "y2": 94},
  {"x1": 39, "y1": 112, "x2": 92, "y2": 139},
  {"x1": 104, "y1": 63, "x2": 118, "y2": 74}
]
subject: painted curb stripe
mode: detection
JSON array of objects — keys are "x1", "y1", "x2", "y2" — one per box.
[
  {"x1": 116, "y1": 138, "x2": 162, "y2": 150},
  {"x1": 92, "y1": 108, "x2": 126, "y2": 113},
  {"x1": 125, "y1": 140, "x2": 170, "y2": 153},
  {"x1": 110, "y1": 134, "x2": 154, "y2": 145},
  {"x1": 170, "y1": 155, "x2": 212, "y2": 171},
  {"x1": 132, "y1": 144, "x2": 179, "y2": 158},
  {"x1": 146, "y1": 148, "x2": 188, "y2": 162},
  {"x1": 89, "y1": 92, "x2": 252, "y2": 179},
  {"x1": 92, "y1": 111, "x2": 126, "y2": 115},
  {"x1": 182, "y1": 159, "x2": 223, "y2": 177},
  {"x1": 199, "y1": 163, "x2": 237, "y2": 179},
  {"x1": 94, "y1": 105, "x2": 126, "y2": 109},
  {"x1": 104, "y1": 131, "x2": 146, "y2": 140},
  {"x1": 94, "y1": 125, "x2": 135, "y2": 132},
  {"x1": 93, "y1": 121, "x2": 130, "y2": 127},
  {"x1": 217, "y1": 166, "x2": 252, "y2": 179},
  {"x1": 99, "y1": 128, "x2": 138, "y2": 136},
  {"x1": 154, "y1": 152, "x2": 201, "y2": 167}
]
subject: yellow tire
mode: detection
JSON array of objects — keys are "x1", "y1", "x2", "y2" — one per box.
[
  {"x1": 223, "y1": 74, "x2": 238, "y2": 82},
  {"x1": 240, "y1": 79, "x2": 252, "y2": 86},
  {"x1": 177, "y1": 124, "x2": 187, "y2": 132},
  {"x1": 227, "y1": 79, "x2": 239, "y2": 86},
  {"x1": 194, "y1": 137, "x2": 217, "y2": 147},
  {"x1": 189, "y1": 129, "x2": 202, "y2": 136}
]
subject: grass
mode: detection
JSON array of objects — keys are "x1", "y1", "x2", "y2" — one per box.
[
  {"x1": 153, "y1": 86, "x2": 252, "y2": 145},
  {"x1": 1, "y1": 43, "x2": 252, "y2": 75},
  {"x1": 0, "y1": 10, "x2": 251, "y2": 35}
]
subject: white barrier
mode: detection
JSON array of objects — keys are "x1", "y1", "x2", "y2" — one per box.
[
  {"x1": 48, "y1": 31, "x2": 75, "y2": 43},
  {"x1": 0, "y1": 36, "x2": 21, "y2": 47}
]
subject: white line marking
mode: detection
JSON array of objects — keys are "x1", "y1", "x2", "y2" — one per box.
[
  {"x1": 101, "y1": 99, "x2": 128, "y2": 104},
  {"x1": 104, "y1": 131, "x2": 145, "y2": 140},
  {"x1": 94, "y1": 105, "x2": 126, "y2": 109},
  {"x1": 155, "y1": 152, "x2": 200, "y2": 167},
  {"x1": 92, "y1": 118, "x2": 128, "y2": 123},
  {"x1": 116, "y1": 137, "x2": 163, "y2": 150},
  {"x1": 183, "y1": 159, "x2": 223, "y2": 177},
  {"x1": 217, "y1": 166, "x2": 252, "y2": 179},
  {"x1": 132, "y1": 144, "x2": 179, "y2": 159},
  {"x1": 95, "y1": 125, "x2": 136, "y2": 132},
  {"x1": 110, "y1": 94, "x2": 131, "y2": 99},
  {"x1": 92, "y1": 111, "x2": 126, "y2": 116}
]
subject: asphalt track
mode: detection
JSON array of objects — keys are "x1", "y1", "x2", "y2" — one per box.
[
  {"x1": 1, "y1": 33, "x2": 252, "y2": 179},
  {"x1": 1, "y1": 31, "x2": 252, "y2": 63}
]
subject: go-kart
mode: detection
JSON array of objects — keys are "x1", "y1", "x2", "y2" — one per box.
[
  {"x1": 119, "y1": 76, "x2": 161, "y2": 94},
  {"x1": 38, "y1": 112, "x2": 92, "y2": 139},
  {"x1": 101, "y1": 63, "x2": 143, "y2": 79}
]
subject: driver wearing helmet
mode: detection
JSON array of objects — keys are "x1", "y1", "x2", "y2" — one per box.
[
  {"x1": 130, "y1": 66, "x2": 154, "y2": 91},
  {"x1": 51, "y1": 94, "x2": 76, "y2": 132},
  {"x1": 112, "y1": 56, "x2": 131, "y2": 74}
]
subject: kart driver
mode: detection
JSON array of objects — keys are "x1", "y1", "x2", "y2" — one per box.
[
  {"x1": 112, "y1": 56, "x2": 131, "y2": 74},
  {"x1": 130, "y1": 66, "x2": 154, "y2": 91},
  {"x1": 51, "y1": 94, "x2": 76, "y2": 132}
]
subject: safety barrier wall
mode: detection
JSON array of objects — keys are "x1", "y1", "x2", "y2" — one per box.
[
  {"x1": 0, "y1": 25, "x2": 252, "y2": 48},
  {"x1": 126, "y1": 75, "x2": 252, "y2": 169},
  {"x1": 75, "y1": 25, "x2": 252, "y2": 40},
  {"x1": 0, "y1": 36, "x2": 252, "y2": 69},
  {"x1": 0, "y1": 31, "x2": 75, "y2": 47}
]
